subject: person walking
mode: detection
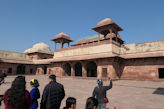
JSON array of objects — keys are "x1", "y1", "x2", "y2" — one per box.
[
  {"x1": 40, "y1": 74, "x2": 65, "y2": 109},
  {"x1": 92, "y1": 77, "x2": 113, "y2": 109},
  {"x1": 30, "y1": 79, "x2": 40, "y2": 109},
  {"x1": 3, "y1": 76, "x2": 31, "y2": 109}
]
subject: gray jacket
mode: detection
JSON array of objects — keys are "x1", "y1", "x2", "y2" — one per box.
[{"x1": 92, "y1": 80, "x2": 112, "y2": 104}]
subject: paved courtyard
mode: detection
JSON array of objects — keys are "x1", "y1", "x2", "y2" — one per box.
[{"x1": 0, "y1": 75, "x2": 164, "y2": 109}]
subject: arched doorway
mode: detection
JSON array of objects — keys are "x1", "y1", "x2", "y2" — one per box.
[
  {"x1": 87, "y1": 61, "x2": 97, "y2": 77},
  {"x1": 17, "y1": 64, "x2": 26, "y2": 74},
  {"x1": 75, "y1": 62, "x2": 82, "y2": 76},
  {"x1": 63, "y1": 63, "x2": 71, "y2": 76},
  {"x1": 44, "y1": 66, "x2": 47, "y2": 74}
]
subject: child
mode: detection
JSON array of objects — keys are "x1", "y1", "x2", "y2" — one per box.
[
  {"x1": 63, "y1": 97, "x2": 76, "y2": 109},
  {"x1": 30, "y1": 79, "x2": 40, "y2": 109}
]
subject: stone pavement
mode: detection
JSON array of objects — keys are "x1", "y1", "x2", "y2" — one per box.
[{"x1": 0, "y1": 75, "x2": 164, "y2": 109}]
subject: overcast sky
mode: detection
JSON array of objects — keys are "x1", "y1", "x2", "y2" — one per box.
[{"x1": 0, "y1": 0, "x2": 164, "y2": 52}]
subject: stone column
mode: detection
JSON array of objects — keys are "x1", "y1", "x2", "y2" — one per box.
[
  {"x1": 98, "y1": 32, "x2": 100, "y2": 43},
  {"x1": 108, "y1": 64, "x2": 117, "y2": 79},
  {"x1": 71, "y1": 64, "x2": 75, "y2": 77},
  {"x1": 37, "y1": 66, "x2": 44, "y2": 75},
  {"x1": 116, "y1": 31, "x2": 118, "y2": 42},
  {"x1": 61, "y1": 42, "x2": 63, "y2": 48},
  {"x1": 97, "y1": 66, "x2": 102, "y2": 79},
  {"x1": 55, "y1": 42, "x2": 56, "y2": 50},
  {"x1": 25, "y1": 65, "x2": 29, "y2": 74},
  {"x1": 13, "y1": 65, "x2": 17, "y2": 75},
  {"x1": 109, "y1": 29, "x2": 112, "y2": 43},
  {"x1": 82, "y1": 63, "x2": 87, "y2": 77},
  {"x1": 60, "y1": 67, "x2": 64, "y2": 76}
]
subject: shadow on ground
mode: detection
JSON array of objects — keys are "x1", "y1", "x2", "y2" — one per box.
[{"x1": 153, "y1": 88, "x2": 164, "y2": 95}]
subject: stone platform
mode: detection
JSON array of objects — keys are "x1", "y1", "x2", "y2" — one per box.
[{"x1": 0, "y1": 75, "x2": 164, "y2": 109}]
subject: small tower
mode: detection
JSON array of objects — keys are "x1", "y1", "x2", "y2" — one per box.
[
  {"x1": 51, "y1": 32, "x2": 73, "y2": 50},
  {"x1": 92, "y1": 18, "x2": 124, "y2": 45}
]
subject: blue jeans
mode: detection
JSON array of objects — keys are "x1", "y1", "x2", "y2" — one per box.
[{"x1": 98, "y1": 103, "x2": 106, "y2": 109}]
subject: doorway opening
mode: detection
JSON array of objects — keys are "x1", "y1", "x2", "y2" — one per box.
[
  {"x1": 44, "y1": 66, "x2": 47, "y2": 74},
  {"x1": 158, "y1": 68, "x2": 164, "y2": 78},
  {"x1": 75, "y1": 62, "x2": 82, "y2": 76}
]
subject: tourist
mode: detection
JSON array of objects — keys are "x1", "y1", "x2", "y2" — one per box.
[
  {"x1": 3, "y1": 76, "x2": 31, "y2": 109},
  {"x1": 0, "y1": 73, "x2": 7, "y2": 84},
  {"x1": 63, "y1": 97, "x2": 76, "y2": 109},
  {"x1": 0, "y1": 74, "x2": 3, "y2": 86},
  {"x1": 0, "y1": 74, "x2": 3, "y2": 106},
  {"x1": 85, "y1": 97, "x2": 98, "y2": 109},
  {"x1": 92, "y1": 77, "x2": 113, "y2": 109},
  {"x1": 40, "y1": 74, "x2": 65, "y2": 109},
  {"x1": 30, "y1": 79, "x2": 40, "y2": 109}
]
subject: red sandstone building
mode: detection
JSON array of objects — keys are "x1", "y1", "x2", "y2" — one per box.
[{"x1": 0, "y1": 18, "x2": 164, "y2": 80}]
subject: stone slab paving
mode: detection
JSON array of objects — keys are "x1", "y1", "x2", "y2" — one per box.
[{"x1": 0, "y1": 75, "x2": 164, "y2": 109}]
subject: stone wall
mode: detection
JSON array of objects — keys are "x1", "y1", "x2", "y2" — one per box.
[
  {"x1": 27, "y1": 53, "x2": 53, "y2": 60},
  {"x1": 0, "y1": 51, "x2": 28, "y2": 60},
  {"x1": 121, "y1": 40, "x2": 164, "y2": 54},
  {"x1": 0, "y1": 63, "x2": 37, "y2": 75},
  {"x1": 47, "y1": 63, "x2": 63, "y2": 77},
  {"x1": 120, "y1": 57, "x2": 164, "y2": 80},
  {"x1": 54, "y1": 43, "x2": 120, "y2": 59}
]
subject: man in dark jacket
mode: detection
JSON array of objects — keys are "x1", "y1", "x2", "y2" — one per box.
[
  {"x1": 92, "y1": 77, "x2": 112, "y2": 109},
  {"x1": 40, "y1": 75, "x2": 65, "y2": 109}
]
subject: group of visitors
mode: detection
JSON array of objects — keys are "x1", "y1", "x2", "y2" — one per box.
[{"x1": 0, "y1": 74, "x2": 113, "y2": 109}]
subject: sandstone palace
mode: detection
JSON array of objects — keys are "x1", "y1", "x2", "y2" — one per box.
[{"x1": 0, "y1": 18, "x2": 164, "y2": 80}]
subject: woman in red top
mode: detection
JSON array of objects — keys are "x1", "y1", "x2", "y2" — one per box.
[{"x1": 3, "y1": 76, "x2": 31, "y2": 109}]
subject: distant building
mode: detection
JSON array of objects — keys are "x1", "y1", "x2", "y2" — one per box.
[{"x1": 0, "y1": 18, "x2": 164, "y2": 80}]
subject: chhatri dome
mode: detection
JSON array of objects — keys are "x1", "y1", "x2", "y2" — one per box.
[
  {"x1": 53, "y1": 32, "x2": 71, "y2": 40},
  {"x1": 97, "y1": 18, "x2": 114, "y2": 27},
  {"x1": 24, "y1": 42, "x2": 53, "y2": 54}
]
